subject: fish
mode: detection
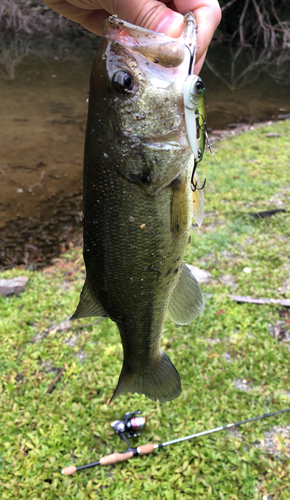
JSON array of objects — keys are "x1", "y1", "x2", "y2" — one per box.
[{"x1": 72, "y1": 12, "x2": 206, "y2": 403}]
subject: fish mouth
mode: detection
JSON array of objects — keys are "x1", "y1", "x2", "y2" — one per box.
[
  {"x1": 103, "y1": 12, "x2": 197, "y2": 72},
  {"x1": 128, "y1": 131, "x2": 190, "y2": 151}
]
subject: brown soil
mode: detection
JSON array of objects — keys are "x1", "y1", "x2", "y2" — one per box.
[{"x1": 0, "y1": 55, "x2": 88, "y2": 268}]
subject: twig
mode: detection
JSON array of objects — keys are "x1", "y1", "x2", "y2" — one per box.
[
  {"x1": 270, "y1": 0, "x2": 282, "y2": 26},
  {"x1": 193, "y1": 454, "x2": 201, "y2": 483},
  {"x1": 249, "y1": 209, "x2": 286, "y2": 218},
  {"x1": 28, "y1": 170, "x2": 45, "y2": 192},
  {"x1": 205, "y1": 59, "x2": 234, "y2": 90},
  {"x1": 201, "y1": 328, "x2": 216, "y2": 373},
  {"x1": 221, "y1": 0, "x2": 239, "y2": 12},
  {"x1": 238, "y1": 0, "x2": 250, "y2": 46},
  {"x1": 229, "y1": 295, "x2": 290, "y2": 307},
  {"x1": 47, "y1": 365, "x2": 66, "y2": 394}
]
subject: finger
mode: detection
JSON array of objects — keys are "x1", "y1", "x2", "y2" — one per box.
[
  {"x1": 108, "y1": 0, "x2": 221, "y2": 68},
  {"x1": 194, "y1": 50, "x2": 207, "y2": 75},
  {"x1": 42, "y1": 0, "x2": 221, "y2": 57},
  {"x1": 41, "y1": 1, "x2": 107, "y2": 33},
  {"x1": 171, "y1": 1, "x2": 221, "y2": 59},
  {"x1": 43, "y1": 0, "x2": 183, "y2": 37},
  {"x1": 81, "y1": 9, "x2": 111, "y2": 35},
  {"x1": 82, "y1": 1, "x2": 177, "y2": 36},
  {"x1": 190, "y1": 1, "x2": 221, "y2": 64},
  {"x1": 99, "y1": 0, "x2": 185, "y2": 37},
  {"x1": 84, "y1": 1, "x2": 220, "y2": 71}
]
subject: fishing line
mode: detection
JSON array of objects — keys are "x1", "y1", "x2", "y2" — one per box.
[
  {"x1": 184, "y1": 44, "x2": 194, "y2": 76},
  {"x1": 201, "y1": 123, "x2": 275, "y2": 237}
]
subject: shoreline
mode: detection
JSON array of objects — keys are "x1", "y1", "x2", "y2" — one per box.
[
  {"x1": 209, "y1": 116, "x2": 290, "y2": 143},
  {"x1": 1, "y1": 118, "x2": 289, "y2": 271}
]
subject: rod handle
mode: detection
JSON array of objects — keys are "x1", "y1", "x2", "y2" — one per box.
[
  {"x1": 61, "y1": 445, "x2": 155, "y2": 473},
  {"x1": 62, "y1": 466, "x2": 77, "y2": 475},
  {"x1": 99, "y1": 450, "x2": 134, "y2": 465},
  {"x1": 138, "y1": 443, "x2": 155, "y2": 455}
]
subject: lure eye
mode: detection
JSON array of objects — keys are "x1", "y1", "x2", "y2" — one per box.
[
  {"x1": 113, "y1": 71, "x2": 134, "y2": 94},
  {"x1": 195, "y1": 79, "x2": 205, "y2": 93}
]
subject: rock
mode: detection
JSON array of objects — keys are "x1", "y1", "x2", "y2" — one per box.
[
  {"x1": 186, "y1": 265, "x2": 212, "y2": 284},
  {"x1": 228, "y1": 122, "x2": 247, "y2": 128},
  {"x1": 219, "y1": 274, "x2": 237, "y2": 290},
  {"x1": 277, "y1": 113, "x2": 290, "y2": 120},
  {"x1": 233, "y1": 379, "x2": 252, "y2": 392},
  {"x1": 266, "y1": 132, "x2": 281, "y2": 138},
  {"x1": 0, "y1": 276, "x2": 29, "y2": 297}
]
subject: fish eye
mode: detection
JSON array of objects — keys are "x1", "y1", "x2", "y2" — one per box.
[
  {"x1": 195, "y1": 79, "x2": 205, "y2": 93},
  {"x1": 113, "y1": 71, "x2": 134, "y2": 94}
]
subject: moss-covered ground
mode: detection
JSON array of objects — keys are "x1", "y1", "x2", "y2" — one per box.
[{"x1": 0, "y1": 120, "x2": 290, "y2": 499}]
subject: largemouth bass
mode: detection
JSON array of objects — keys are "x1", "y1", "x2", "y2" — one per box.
[{"x1": 72, "y1": 12, "x2": 206, "y2": 403}]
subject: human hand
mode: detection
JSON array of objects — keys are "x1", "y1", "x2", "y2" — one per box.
[{"x1": 41, "y1": 1, "x2": 221, "y2": 73}]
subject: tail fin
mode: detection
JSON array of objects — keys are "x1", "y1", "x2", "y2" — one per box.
[{"x1": 110, "y1": 351, "x2": 181, "y2": 403}]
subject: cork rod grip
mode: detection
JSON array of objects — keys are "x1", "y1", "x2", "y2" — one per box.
[
  {"x1": 62, "y1": 466, "x2": 77, "y2": 475},
  {"x1": 99, "y1": 450, "x2": 134, "y2": 465},
  {"x1": 138, "y1": 444, "x2": 155, "y2": 455}
]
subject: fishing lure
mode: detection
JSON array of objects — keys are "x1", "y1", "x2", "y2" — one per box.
[
  {"x1": 183, "y1": 46, "x2": 271, "y2": 233},
  {"x1": 183, "y1": 38, "x2": 209, "y2": 194},
  {"x1": 184, "y1": 74, "x2": 207, "y2": 169}
]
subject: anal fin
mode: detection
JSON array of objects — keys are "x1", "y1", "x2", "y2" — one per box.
[
  {"x1": 168, "y1": 263, "x2": 204, "y2": 325},
  {"x1": 71, "y1": 278, "x2": 107, "y2": 319}
]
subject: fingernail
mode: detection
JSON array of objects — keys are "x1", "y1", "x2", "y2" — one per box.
[{"x1": 154, "y1": 12, "x2": 184, "y2": 38}]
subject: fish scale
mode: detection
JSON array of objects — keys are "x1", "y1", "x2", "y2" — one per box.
[
  {"x1": 72, "y1": 13, "x2": 205, "y2": 403},
  {"x1": 84, "y1": 166, "x2": 190, "y2": 348}
]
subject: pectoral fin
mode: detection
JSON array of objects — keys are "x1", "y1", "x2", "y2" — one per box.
[
  {"x1": 71, "y1": 278, "x2": 107, "y2": 319},
  {"x1": 168, "y1": 263, "x2": 204, "y2": 325},
  {"x1": 192, "y1": 173, "x2": 204, "y2": 227}
]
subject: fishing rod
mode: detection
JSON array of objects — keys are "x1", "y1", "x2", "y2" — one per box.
[{"x1": 62, "y1": 407, "x2": 290, "y2": 475}]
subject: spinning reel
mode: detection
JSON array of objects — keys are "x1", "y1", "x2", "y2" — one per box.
[{"x1": 111, "y1": 410, "x2": 146, "y2": 448}]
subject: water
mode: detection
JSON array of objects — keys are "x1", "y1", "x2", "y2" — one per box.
[
  {"x1": 0, "y1": 36, "x2": 289, "y2": 268},
  {"x1": 0, "y1": 35, "x2": 97, "y2": 268},
  {"x1": 202, "y1": 42, "x2": 290, "y2": 129}
]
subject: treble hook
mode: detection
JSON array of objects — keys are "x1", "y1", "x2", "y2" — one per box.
[
  {"x1": 189, "y1": 110, "x2": 216, "y2": 192},
  {"x1": 190, "y1": 159, "x2": 206, "y2": 192},
  {"x1": 200, "y1": 121, "x2": 214, "y2": 156}
]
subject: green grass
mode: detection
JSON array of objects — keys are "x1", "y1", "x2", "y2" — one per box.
[{"x1": 1, "y1": 121, "x2": 290, "y2": 499}]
